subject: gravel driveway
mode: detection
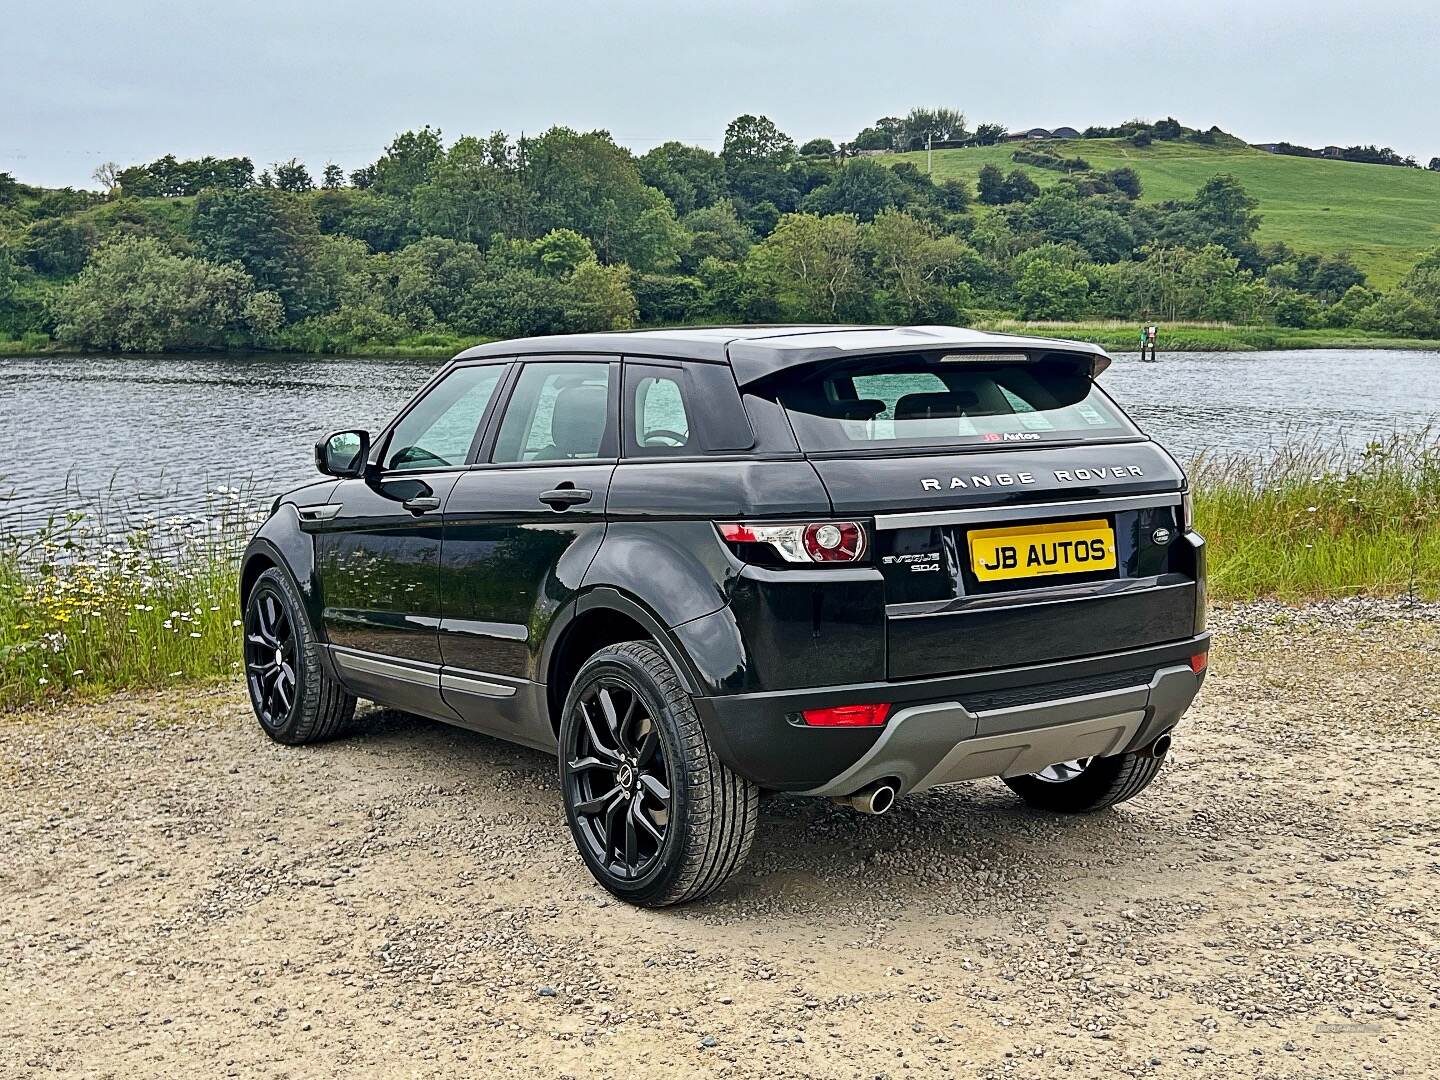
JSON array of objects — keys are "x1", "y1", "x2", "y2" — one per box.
[{"x1": 2, "y1": 601, "x2": 1437, "y2": 1079}]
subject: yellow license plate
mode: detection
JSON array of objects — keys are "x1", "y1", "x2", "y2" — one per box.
[{"x1": 968, "y1": 518, "x2": 1116, "y2": 582}]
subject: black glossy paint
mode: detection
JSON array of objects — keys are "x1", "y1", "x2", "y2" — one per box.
[
  {"x1": 439, "y1": 462, "x2": 615, "y2": 681},
  {"x1": 810, "y1": 441, "x2": 1183, "y2": 516},
  {"x1": 693, "y1": 633, "x2": 1209, "y2": 790},
  {"x1": 241, "y1": 327, "x2": 1208, "y2": 792},
  {"x1": 315, "y1": 471, "x2": 460, "y2": 664}
]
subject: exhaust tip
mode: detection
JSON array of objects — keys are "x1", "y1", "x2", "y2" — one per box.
[
  {"x1": 834, "y1": 780, "x2": 898, "y2": 815},
  {"x1": 1149, "y1": 732, "x2": 1173, "y2": 758},
  {"x1": 867, "y1": 784, "x2": 897, "y2": 815}
]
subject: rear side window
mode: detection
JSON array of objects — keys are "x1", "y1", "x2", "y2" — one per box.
[
  {"x1": 631, "y1": 372, "x2": 693, "y2": 454},
  {"x1": 767, "y1": 352, "x2": 1136, "y2": 452},
  {"x1": 621, "y1": 361, "x2": 755, "y2": 457}
]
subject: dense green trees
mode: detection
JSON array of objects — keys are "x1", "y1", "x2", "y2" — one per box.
[
  {"x1": 114, "y1": 155, "x2": 253, "y2": 197},
  {"x1": 192, "y1": 188, "x2": 325, "y2": 318},
  {"x1": 52, "y1": 237, "x2": 282, "y2": 350},
  {"x1": 5, "y1": 111, "x2": 1438, "y2": 353},
  {"x1": 637, "y1": 142, "x2": 726, "y2": 215}
]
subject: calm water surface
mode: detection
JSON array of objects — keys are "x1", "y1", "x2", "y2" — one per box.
[{"x1": 2, "y1": 349, "x2": 1436, "y2": 533}]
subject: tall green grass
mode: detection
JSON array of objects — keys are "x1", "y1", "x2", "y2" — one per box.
[
  {"x1": 1, "y1": 435, "x2": 1436, "y2": 713},
  {"x1": 0, "y1": 492, "x2": 261, "y2": 713},
  {"x1": 1194, "y1": 432, "x2": 1440, "y2": 599}
]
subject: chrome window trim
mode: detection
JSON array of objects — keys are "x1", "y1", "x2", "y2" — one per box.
[{"x1": 873, "y1": 491, "x2": 1181, "y2": 531}]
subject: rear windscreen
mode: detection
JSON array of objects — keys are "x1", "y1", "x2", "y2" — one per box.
[{"x1": 764, "y1": 352, "x2": 1137, "y2": 452}]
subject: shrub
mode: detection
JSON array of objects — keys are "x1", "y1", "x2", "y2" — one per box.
[{"x1": 52, "y1": 237, "x2": 282, "y2": 351}]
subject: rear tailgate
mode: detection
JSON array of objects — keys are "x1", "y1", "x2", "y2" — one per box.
[{"x1": 810, "y1": 443, "x2": 1201, "y2": 679}]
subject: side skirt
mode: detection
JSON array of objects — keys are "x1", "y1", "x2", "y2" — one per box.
[{"x1": 328, "y1": 645, "x2": 557, "y2": 753}]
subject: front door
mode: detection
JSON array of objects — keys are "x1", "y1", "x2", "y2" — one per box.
[
  {"x1": 315, "y1": 361, "x2": 509, "y2": 713},
  {"x1": 438, "y1": 358, "x2": 618, "y2": 740}
]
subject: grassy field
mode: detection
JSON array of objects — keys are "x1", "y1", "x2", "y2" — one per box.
[
  {"x1": 973, "y1": 320, "x2": 1440, "y2": 353},
  {"x1": 2, "y1": 434, "x2": 1436, "y2": 713},
  {"x1": 893, "y1": 138, "x2": 1440, "y2": 288}
]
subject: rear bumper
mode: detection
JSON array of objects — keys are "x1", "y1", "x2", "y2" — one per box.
[
  {"x1": 692, "y1": 633, "x2": 1208, "y2": 792},
  {"x1": 800, "y1": 663, "x2": 1198, "y2": 796}
]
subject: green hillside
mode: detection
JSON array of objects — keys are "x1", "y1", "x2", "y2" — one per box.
[{"x1": 892, "y1": 139, "x2": 1440, "y2": 288}]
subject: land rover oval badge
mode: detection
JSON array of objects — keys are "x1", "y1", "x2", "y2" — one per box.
[{"x1": 1152, "y1": 527, "x2": 1173, "y2": 545}]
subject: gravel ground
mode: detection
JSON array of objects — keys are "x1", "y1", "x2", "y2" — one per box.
[{"x1": 2, "y1": 599, "x2": 1437, "y2": 1079}]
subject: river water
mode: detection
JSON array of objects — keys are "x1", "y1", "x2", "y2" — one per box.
[{"x1": 1, "y1": 349, "x2": 1436, "y2": 534}]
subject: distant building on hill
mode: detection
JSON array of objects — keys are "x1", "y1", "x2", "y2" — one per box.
[{"x1": 999, "y1": 126, "x2": 1080, "y2": 143}]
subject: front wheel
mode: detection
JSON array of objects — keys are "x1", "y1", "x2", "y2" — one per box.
[
  {"x1": 1002, "y1": 747, "x2": 1168, "y2": 813},
  {"x1": 558, "y1": 640, "x2": 758, "y2": 907},
  {"x1": 243, "y1": 566, "x2": 355, "y2": 745}
]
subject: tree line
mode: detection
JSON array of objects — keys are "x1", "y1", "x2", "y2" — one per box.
[{"x1": 2, "y1": 111, "x2": 1440, "y2": 353}]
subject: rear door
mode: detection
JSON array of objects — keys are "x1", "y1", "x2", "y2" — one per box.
[{"x1": 438, "y1": 357, "x2": 619, "y2": 742}]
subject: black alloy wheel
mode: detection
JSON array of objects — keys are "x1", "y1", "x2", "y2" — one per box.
[
  {"x1": 245, "y1": 586, "x2": 298, "y2": 730},
  {"x1": 558, "y1": 641, "x2": 758, "y2": 906},
  {"x1": 564, "y1": 677, "x2": 673, "y2": 881},
  {"x1": 242, "y1": 566, "x2": 354, "y2": 745}
]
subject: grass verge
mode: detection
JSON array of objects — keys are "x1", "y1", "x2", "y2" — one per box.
[
  {"x1": 0, "y1": 493, "x2": 261, "y2": 714},
  {"x1": 2, "y1": 435, "x2": 1436, "y2": 714},
  {"x1": 1194, "y1": 432, "x2": 1440, "y2": 600}
]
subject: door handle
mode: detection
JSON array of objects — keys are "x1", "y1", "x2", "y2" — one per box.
[
  {"x1": 403, "y1": 495, "x2": 442, "y2": 514},
  {"x1": 538, "y1": 487, "x2": 592, "y2": 509}
]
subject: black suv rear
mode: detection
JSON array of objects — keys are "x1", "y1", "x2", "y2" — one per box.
[{"x1": 240, "y1": 325, "x2": 1208, "y2": 906}]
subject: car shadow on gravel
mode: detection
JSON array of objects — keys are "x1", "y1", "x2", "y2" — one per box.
[
  {"x1": 329, "y1": 705, "x2": 1182, "y2": 914},
  {"x1": 695, "y1": 784, "x2": 1188, "y2": 916},
  {"x1": 339, "y1": 704, "x2": 563, "y2": 783}
]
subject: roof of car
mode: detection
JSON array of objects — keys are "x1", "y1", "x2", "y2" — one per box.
[{"x1": 452, "y1": 325, "x2": 1112, "y2": 382}]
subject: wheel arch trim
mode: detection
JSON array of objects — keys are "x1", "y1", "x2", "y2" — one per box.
[{"x1": 543, "y1": 586, "x2": 706, "y2": 699}]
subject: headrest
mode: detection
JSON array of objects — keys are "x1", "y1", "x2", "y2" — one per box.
[
  {"x1": 549, "y1": 383, "x2": 608, "y2": 456},
  {"x1": 820, "y1": 398, "x2": 888, "y2": 421},
  {"x1": 895, "y1": 390, "x2": 979, "y2": 421}
]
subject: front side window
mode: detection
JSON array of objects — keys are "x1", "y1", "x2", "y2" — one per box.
[
  {"x1": 385, "y1": 364, "x2": 505, "y2": 471},
  {"x1": 492, "y1": 361, "x2": 614, "y2": 463},
  {"x1": 767, "y1": 352, "x2": 1136, "y2": 452}
]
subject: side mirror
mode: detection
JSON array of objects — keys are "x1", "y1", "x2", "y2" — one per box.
[{"x1": 314, "y1": 429, "x2": 369, "y2": 478}]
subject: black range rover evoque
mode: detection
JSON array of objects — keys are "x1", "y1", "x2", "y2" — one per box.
[{"x1": 240, "y1": 325, "x2": 1209, "y2": 906}]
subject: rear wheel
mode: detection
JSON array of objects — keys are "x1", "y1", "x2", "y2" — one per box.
[
  {"x1": 243, "y1": 567, "x2": 355, "y2": 745},
  {"x1": 559, "y1": 640, "x2": 758, "y2": 907},
  {"x1": 1003, "y1": 748, "x2": 1168, "y2": 813}
]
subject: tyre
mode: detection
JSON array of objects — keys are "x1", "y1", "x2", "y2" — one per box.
[
  {"x1": 243, "y1": 566, "x2": 355, "y2": 745},
  {"x1": 558, "y1": 640, "x2": 759, "y2": 907},
  {"x1": 1003, "y1": 748, "x2": 1168, "y2": 813}
]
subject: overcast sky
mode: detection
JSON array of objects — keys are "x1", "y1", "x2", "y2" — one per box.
[{"x1": 6, "y1": 0, "x2": 1438, "y2": 188}]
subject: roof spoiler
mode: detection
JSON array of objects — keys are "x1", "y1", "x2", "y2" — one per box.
[{"x1": 728, "y1": 340, "x2": 1113, "y2": 385}]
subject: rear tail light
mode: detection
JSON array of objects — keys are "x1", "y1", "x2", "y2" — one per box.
[
  {"x1": 717, "y1": 521, "x2": 867, "y2": 564},
  {"x1": 1181, "y1": 488, "x2": 1194, "y2": 532},
  {"x1": 1189, "y1": 651, "x2": 1208, "y2": 674},
  {"x1": 800, "y1": 702, "x2": 890, "y2": 727}
]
